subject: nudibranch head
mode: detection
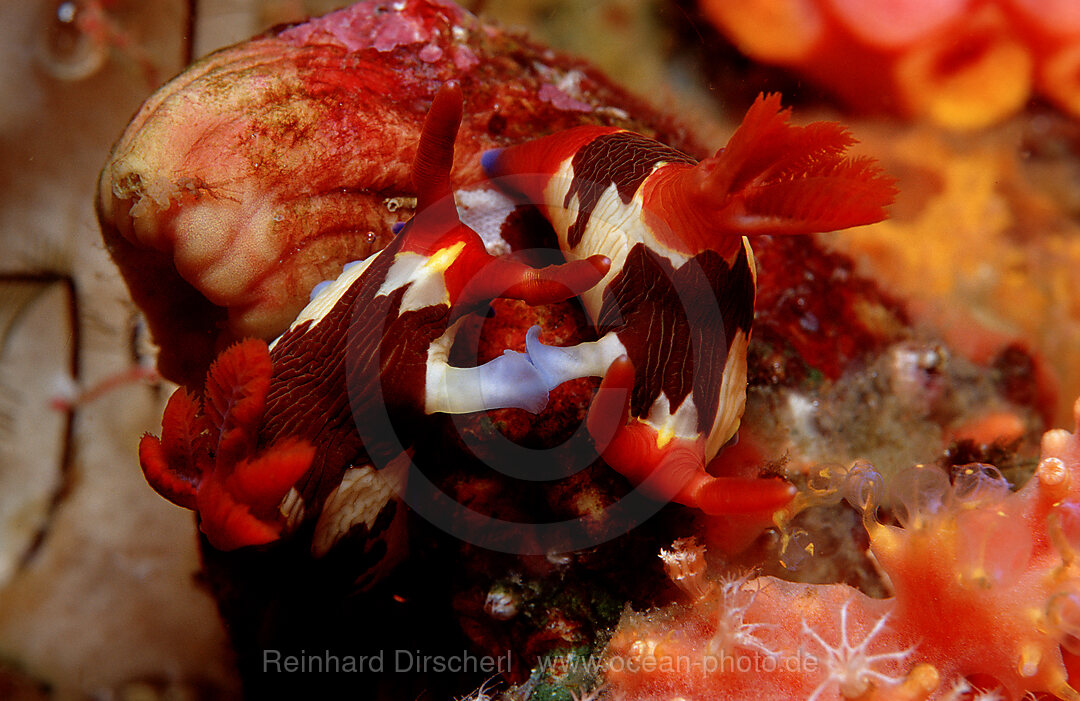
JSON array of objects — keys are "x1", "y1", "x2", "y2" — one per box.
[{"x1": 96, "y1": 0, "x2": 686, "y2": 390}]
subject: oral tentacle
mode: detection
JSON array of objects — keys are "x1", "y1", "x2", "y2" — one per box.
[
  {"x1": 585, "y1": 354, "x2": 635, "y2": 436},
  {"x1": 524, "y1": 325, "x2": 627, "y2": 392},
  {"x1": 448, "y1": 252, "x2": 611, "y2": 311},
  {"x1": 581, "y1": 357, "x2": 719, "y2": 510},
  {"x1": 425, "y1": 344, "x2": 551, "y2": 415},
  {"x1": 691, "y1": 476, "x2": 798, "y2": 515},
  {"x1": 582, "y1": 359, "x2": 703, "y2": 505}
]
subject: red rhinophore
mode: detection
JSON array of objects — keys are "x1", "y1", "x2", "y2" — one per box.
[
  {"x1": 403, "y1": 85, "x2": 610, "y2": 314},
  {"x1": 481, "y1": 124, "x2": 618, "y2": 199}
]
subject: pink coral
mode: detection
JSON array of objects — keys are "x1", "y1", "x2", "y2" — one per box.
[
  {"x1": 699, "y1": 0, "x2": 1080, "y2": 129},
  {"x1": 603, "y1": 396, "x2": 1080, "y2": 699}
]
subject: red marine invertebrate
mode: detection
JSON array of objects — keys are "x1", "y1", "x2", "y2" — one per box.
[
  {"x1": 482, "y1": 93, "x2": 895, "y2": 515},
  {"x1": 698, "y1": 0, "x2": 1080, "y2": 128},
  {"x1": 603, "y1": 398, "x2": 1080, "y2": 700},
  {"x1": 138, "y1": 85, "x2": 609, "y2": 559}
]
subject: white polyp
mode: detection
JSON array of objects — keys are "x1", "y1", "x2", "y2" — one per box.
[
  {"x1": 523, "y1": 325, "x2": 626, "y2": 391},
  {"x1": 1043, "y1": 429, "x2": 1071, "y2": 457},
  {"x1": 1039, "y1": 457, "x2": 1068, "y2": 488}
]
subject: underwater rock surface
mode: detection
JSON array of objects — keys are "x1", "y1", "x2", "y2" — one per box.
[{"x1": 95, "y1": 1, "x2": 1067, "y2": 699}]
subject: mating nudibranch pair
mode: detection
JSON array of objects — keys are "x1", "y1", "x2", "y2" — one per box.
[
  {"x1": 140, "y1": 83, "x2": 894, "y2": 556},
  {"x1": 140, "y1": 85, "x2": 609, "y2": 556}
]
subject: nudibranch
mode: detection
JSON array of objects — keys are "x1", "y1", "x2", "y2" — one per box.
[
  {"x1": 139, "y1": 84, "x2": 609, "y2": 560},
  {"x1": 483, "y1": 93, "x2": 896, "y2": 514}
]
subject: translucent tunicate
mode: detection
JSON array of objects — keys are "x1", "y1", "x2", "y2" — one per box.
[
  {"x1": 842, "y1": 460, "x2": 884, "y2": 517},
  {"x1": 1047, "y1": 590, "x2": 1080, "y2": 655},
  {"x1": 806, "y1": 463, "x2": 849, "y2": 505},
  {"x1": 778, "y1": 528, "x2": 815, "y2": 571},
  {"x1": 951, "y1": 463, "x2": 1011, "y2": 507},
  {"x1": 890, "y1": 464, "x2": 951, "y2": 529}
]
